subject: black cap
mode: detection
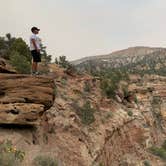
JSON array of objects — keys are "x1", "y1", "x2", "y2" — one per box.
[{"x1": 31, "y1": 27, "x2": 40, "y2": 32}]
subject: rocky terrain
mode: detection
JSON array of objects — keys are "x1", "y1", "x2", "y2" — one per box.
[{"x1": 0, "y1": 56, "x2": 166, "y2": 165}]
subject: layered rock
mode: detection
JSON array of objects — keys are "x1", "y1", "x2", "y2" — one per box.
[
  {"x1": 0, "y1": 74, "x2": 55, "y2": 125},
  {"x1": 0, "y1": 103, "x2": 44, "y2": 125},
  {"x1": 0, "y1": 63, "x2": 165, "y2": 166}
]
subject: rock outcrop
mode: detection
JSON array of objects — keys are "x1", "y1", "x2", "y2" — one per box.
[
  {"x1": 0, "y1": 63, "x2": 165, "y2": 166},
  {"x1": 0, "y1": 74, "x2": 55, "y2": 125},
  {"x1": 0, "y1": 103, "x2": 44, "y2": 125}
]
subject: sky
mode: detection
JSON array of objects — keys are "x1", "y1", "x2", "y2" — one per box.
[{"x1": 0, "y1": 0, "x2": 166, "y2": 61}]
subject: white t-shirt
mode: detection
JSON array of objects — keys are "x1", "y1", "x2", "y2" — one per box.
[{"x1": 29, "y1": 34, "x2": 41, "y2": 51}]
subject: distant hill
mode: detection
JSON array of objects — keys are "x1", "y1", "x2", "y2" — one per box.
[{"x1": 71, "y1": 46, "x2": 166, "y2": 75}]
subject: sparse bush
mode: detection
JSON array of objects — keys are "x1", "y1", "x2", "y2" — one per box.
[
  {"x1": 60, "y1": 92, "x2": 68, "y2": 101},
  {"x1": 101, "y1": 112, "x2": 113, "y2": 123},
  {"x1": 134, "y1": 95, "x2": 138, "y2": 104},
  {"x1": 162, "y1": 140, "x2": 166, "y2": 150},
  {"x1": 100, "y1": 70, "x2": 129, "y2": 99},
  {"x1": 65, "y1": 63, "x2": 77, "y2": 75},
  {"x1": 79, "y1": 101, "x2": 95, "y2": 125},
  {"x1": 0, "y1": 140, "x2": 25, "y2": 166},
  {"x1": 122, "y1": 86, "x2": 129, "y2": 99},
  {"x1": 55, "y1": 56, "x2": 77, "y2": 75},
  {"x1": 100, "y1": 78, "x2": 117, "y2": 98},
  {"x1": 149, "y1": 146, "x2": 166, "y2": 160},
  {"x1": 33, "y1": 155, "x2": 58, "y2": 166},
  {"x1": 105, "y1": 112, "x2": 113, "y2": 120},
  {"x1": 84, "y1": 81, "x2": 91, "y2": 92},
  {"x1": 152, "y1": 96, "x2": 161, "y2": 105},
  {"x1": 61, "y1": 78, "x2": 67, "y2": 86},
  {"x1": 55, "y1": 56, "x2": 69, "y2": 68},
  {"x1": 143, "y1": 160, "x2": 151, "y2": 166},
  {"x1": 147, "y1": 87, "x2": 154, "y2": 92},
  {"x1": 72, "y1": 101, "x2": 95, "y2": 125},
  {"x1": 128, "y1": 111, "x2": 133, "y2": 117}
]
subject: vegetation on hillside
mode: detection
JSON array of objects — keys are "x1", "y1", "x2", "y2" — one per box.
[
  {"x1": 149, "y1": 140, "x2": 166, "y2": 161},
  {"x1": 75, "y1": 49, "x2": 166, "y2": 77},
  {"x1": 121, "y1": 50, "x2": 166, "y2": 76},
  {"x1": 33, "y1": 155, "x2": 58, "y2": 166},
  {"x1": 0, "y1": 140, "x2": 25, "y2": 166},
  {"x1": 55, "y1": 56, "x2": 77, "y2": 75},
  {"x1": 98, "y1": 69, "x2": 129, "y2": 99},
  {"x1": 71, "y1": 101, "x2": 95, "y2": 125},
  {"x1": 73, "y1": 49, "x2": 166, "y2": 100}
]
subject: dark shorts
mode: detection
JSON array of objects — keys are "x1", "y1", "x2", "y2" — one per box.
[{"x1": 31, "y1": 50, "x2": 41, "y2": 62}]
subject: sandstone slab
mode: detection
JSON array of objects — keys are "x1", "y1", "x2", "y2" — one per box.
[
  {"x1": 0, "y1": 74, "x2": 55, "y2": 109},
  {"x1": 0, "y1": 74, "x2": 55, "y2": 125},
  {"x1": 0, "y1": 103, "x2": 44, "y2": 125}
]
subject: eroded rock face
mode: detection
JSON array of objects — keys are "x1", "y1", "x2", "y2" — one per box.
[
  {"x1": 0, "y1": 103, "x2": 44, "y2": 125},
  {"x1": 0, "y1": 65, "x2": 165, "y2": 166},
  {"x1": 39, "y1": 73, "x2": 166, "y2": 166},
  {"x1": 0, "y1": 74, "x2": 55, "y2": 125}
]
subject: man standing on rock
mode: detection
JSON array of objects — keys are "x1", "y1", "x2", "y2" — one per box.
[{"x1": 30, "y1": 27, "x2": 41, "y2": 75}]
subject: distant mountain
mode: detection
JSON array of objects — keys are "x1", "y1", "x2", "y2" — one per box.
[{"x1": 72, "y1": 46, "x2": 166, "y2": 75}]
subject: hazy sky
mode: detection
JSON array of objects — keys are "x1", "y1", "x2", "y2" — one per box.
[{"x1": 1, "y1": 0, "x2": 166, "y2": 60}]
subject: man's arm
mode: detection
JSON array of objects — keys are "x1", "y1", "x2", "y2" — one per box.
[{"x1": 31, "y1": 39, "x2": 40, "y2": 52}]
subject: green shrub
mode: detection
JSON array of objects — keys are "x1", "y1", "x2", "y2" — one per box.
[
  {"x1": 99, "y1": 163, "x2": 104, "y2": 166},
  {"x1": 143, "y1": 160, "x2": 151, "y2": 166},
  {"x1": 72, "y1": 101, "x2": 95, "y2": 125},
  {"x1": 80, "y1": 101, "x2": 95, "y2": 125},
  {"x1": 101, "y1": 112, "x2": 113, "y2": 124},
  {"x1": 134, "y1": 95, "x2": 138, "y2": 104},
  {"x1": 84, "y1": 81, "x2": 91, "y2": 92},
  {"x1": 128, "y1": 111, "x2": 133, "y2": 117},
  {"x1": 10, "y1": 51, "x2": 31, "y2": 74},
  {"x1": 149, "y1": 146, "x2": 166, "y2": 160},
  {"x1": 162, "y1": 140, "x2": 166, "y2": 150},
  {"x1": 122, "y1": 86, "x2": 129, "y2": 98},
  {"x1": 152, "y1": 96, "x2": 161, "y2": 105},
  {"x1": 100, "y1": 78, "x2": 117, "y2": 98},
  {"x1": 9, "y1": 38, "x2": 31, "y2": 62},
  {"x1": 33, "y1": 155, "x2": 58, "y2": 166},
  {"x1": 105, "y1": 112, "x2": 113, "y2": 120},
  {"x1": 55, "y1": 56, "x2": 69, "y2": 68},
  {"x1": 66, "y1": 63, "x2": 77, "y2": 74},
  {"x1": 99, "y1": 69, "x2": 129, "y2": 99},
  {"x1": 61, "y1": 79, "x2": 66, "y2": 86},
  {"x1": 0, "y1": 140, "x2": 25, "y2": 166}
]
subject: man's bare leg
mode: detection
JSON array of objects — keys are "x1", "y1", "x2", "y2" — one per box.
[{"x1": 32, "y1": 62, "x2": 38, "y2": 74}]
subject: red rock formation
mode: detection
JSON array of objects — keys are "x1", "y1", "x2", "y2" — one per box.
[{"x1": 0, "y1": 74, "x2": 55, "y2": 125}]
